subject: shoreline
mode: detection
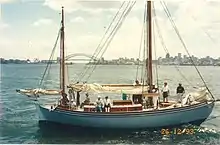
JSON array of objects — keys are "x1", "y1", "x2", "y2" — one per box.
[{"x1": 0, "y1": 63, "x2": 219, "y2": 66}]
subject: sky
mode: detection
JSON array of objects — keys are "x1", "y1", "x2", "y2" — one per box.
[{"x1": 0, "y1": 0, "x2": 220, "y2": 60}]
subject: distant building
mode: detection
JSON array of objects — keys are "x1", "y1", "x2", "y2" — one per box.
[
  {"x1": 165, "y1": 53, "x2": 170, "y2": 59},
  {"x1": 57, "y1": 57, "x2": 60, "y2": 63},
  {"x1": 178, "y1": 53, "x2": 182, "y2": 59}
]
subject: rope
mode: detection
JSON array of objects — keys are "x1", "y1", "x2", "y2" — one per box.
[
  {"x1": 152, "y1": 6, "x2": 159, "y2": 90},
  {"x1": 73, "y1": 1, "x2": 127, "y2": 83},
  {"x1": 141, "y1": 2, "x2": 147, "y2": 84},
  {"x1": 153, "y1": 3, "x2": 195, "y2": 88},
  {"x1": 141, "y1": 2, "x2": 147, "y2": 94},
  {"x1": 160, "y1": 0, "x2": 215, "y2": 100},
  {"x1": 136, "y1": 3, "x2": 146, "y2": 80},
  {"x1": 84, "y1": 1, "x2": 136, "y2": 82},
  {"x1": 39, "y1": 26, "x2": 61, "y2": 87},
  {"x1": 84, "y1": 1, "x2": 135, "y2": 82},
  {"x1": 191, "y1": 16, "x2": 218, "y2": 47}
]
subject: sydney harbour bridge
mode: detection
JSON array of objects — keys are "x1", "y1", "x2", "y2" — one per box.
[
  {"x1": 48, "y1": 53, "x2": 98, "y2": 63},
  {"x1": 64, "y1": 53, "x2": 98, "y2": 62}
]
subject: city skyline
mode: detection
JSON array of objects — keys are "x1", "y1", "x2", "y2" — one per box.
[
  {"x1": 0, "y1": 0, "x2": 220, "y2": 60},
  {"x1": 1, "y1": 52, "x2": 220, "y2": 66}
]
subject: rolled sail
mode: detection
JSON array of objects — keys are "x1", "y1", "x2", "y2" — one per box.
[
  {"x1": 16, "y1": 88, "x2": 61, "y2": 97},
  {"x1": 68, "y1": 83, "x2": 150, "y2": 94}
]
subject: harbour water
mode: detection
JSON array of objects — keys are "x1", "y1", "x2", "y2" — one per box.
[{"x1": 0, "y1": 64, "x2": 220, "y2": 144}]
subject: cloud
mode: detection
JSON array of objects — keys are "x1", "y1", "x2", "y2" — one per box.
[
  {"x1": 43, "y1": 0, "x2": 121, "y2": 13},
  {"x1": 1, "y1": 0, "x2": 220, "y2": 60},
  {"x1": 65, "y1": 16, "x2": 143, "y2": 60},
  {"x1": 105, "y1": 16, "x2": 143, "y2": 59},
  {"x1": 0, "y1": 21, "x2": 8, "y2": 29},
  {"x1": 0, "y1": 0, "x2": 15, "y2": 4},
  {"x1": 70, "y1": 16, "x2": 85, "y2": 23},
  {"x1": 152, "y1": 0, "x2": 220, "y2": 58},
  {"x1": 32, "y1": 18, "x2": 53, "y2": 26}
]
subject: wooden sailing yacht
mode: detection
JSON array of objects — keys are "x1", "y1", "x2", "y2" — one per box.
[{"x1": 17, "y1": 2, "x2": 217, "y2": 129}]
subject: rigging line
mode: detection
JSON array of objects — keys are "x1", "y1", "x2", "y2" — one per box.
[
  {"x1": 91, "y1": 1, "x2": 126, "y2": 58},
  {"x1": 72, "y1": 1, "x2": 127, "y2": 83},
  {"x1": 136, "y1": 2, "x2": 147, "y2": 80},
  {"x1": 91, "y1": 1, "x2": 127, "y2": 58},
  {"x1": 65, "y1": 47, "x2": 70, "y2": 88},
  {"x1": 39, "y1": 26, "x2": 61, "y2": 87},
  {"x1": 152, "y1": 9, "x2": 159, "y2": 89},
  {"x1": 141, "y1": 2, "x2": 147, "y2": 84},
  {"x1": 160, "y1": 1, "x2": 208, "y2": 87},
  {"x1": 191, "y1": 16, "x2": 218, "y2": 45},
  {"x1": 142, "y1": 1, "x2": 147, "y2": 84},
  {"x1": 44, "y1": 47, "x2": 56, "y2": 88},
  {"x1": 81, "y1": 1, "x2": 135, "y2": 82},
  {"x1": 85, "y1": 1, "x2": 136, "y2": 82},
  {"x1": 75, "y1": 1, "x2": 130, "y2": 82},
  {"x1": 160, "y1": 0, "x2": 215, "y2": 100},
  {"x1": 66, "y1": 64, "x2": 69, "y2": 88},
  {"x1": 144, "y1": 0, "x2": 150, "y2": 86},
  {"x1": 76, "y1": 1, "x2": 129, "y2": 82},
  {"x1": 77, "y1": 5, "x2": 132, "y2": 83},
  {"x1": 80, "y1": 1, "x2": 133, "y2": 82},
  {"x1": 153, "y1": 3, "x2": 194, "y2": 88},
  {"x1": 153, "y1": 1, "x2": 194, "y2": 87},
  {"x1": 142, "y1": 1, "x2": 147, "y2": 93},
  {"x1": 136, "y1": 21, "x2": 144, "y2": 81}
]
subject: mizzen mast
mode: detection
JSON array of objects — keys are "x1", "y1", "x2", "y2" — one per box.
[
  {"x1": 147, "y1": 1, "x2": 153, "y2": 91},
  {"x1": 60, "y1": 6, "x2": 65, "y2": 93}
]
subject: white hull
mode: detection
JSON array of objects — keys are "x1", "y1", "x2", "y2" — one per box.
[{"x1": 36, "y1": 101, "x2": 214, "y2": 129}]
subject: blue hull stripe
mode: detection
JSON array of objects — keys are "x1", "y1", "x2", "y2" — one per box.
[{"x1": 53, "y1": 101, "x2": 214, "y2": 117}]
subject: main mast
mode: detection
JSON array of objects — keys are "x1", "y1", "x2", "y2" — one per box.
[
  {"x1": 147, "y1": 0, "x2": 153, "y2": 91},
  {"x1": 60, "y1": 6, "x2": 65, "y2": 93}
]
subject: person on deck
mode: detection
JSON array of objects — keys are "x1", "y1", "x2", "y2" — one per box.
[
  {"x1": 68, "y1": 88, "x2": 74, "y2": 101},
  {"x1": 95, "y1": 96, "x2": 103, "y2": 112},
  {"x1": 142, "y1": 97, "x2": 147, "y2": 109},
  {"x1": 134, "y1": 98, "x2": 139, "y2": 104},
  {"x1": 162, "y1": 82, "x2": 169, "y2": 102},
  {"x1": 80, "y1": 93, "x2": 90, "y2": 108},
  {"x1": 76, "y1": 90, "x2": 82, "y2": 107},
  {"x1": 104, "y1": 96, "x2": 111, "y2": 112},
  {"x1": 176, "y1": 83, "x2": 185, "y2": 104},
  {"x1": 147, "y1": 85, "x2": 155, "y2": 108},
  {"x1": 133, "y1": 79, "x2": 141, "y2": 86},
  {"x1": 122, "y1": 93, "x2": 127, "y2": 100},
  {"x1": 152, "y1": 85, "x2": 159, "y2": 109},
  {"x1": 61, "y1": 92, "x2": 69, "y2": 106}
]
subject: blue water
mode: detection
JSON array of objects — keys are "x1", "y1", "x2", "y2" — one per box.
[{"x1": 1, "y1": 64, "x2": 220, "y2": 144}]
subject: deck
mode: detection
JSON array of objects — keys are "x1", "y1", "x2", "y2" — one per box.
[{"x1": 49, "y1": 99, "x2": 182, "y2": 113}]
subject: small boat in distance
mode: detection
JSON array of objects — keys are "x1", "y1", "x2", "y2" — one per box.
[{"x1": 17, "y1": 1, "x2": 218, "y2": 129}]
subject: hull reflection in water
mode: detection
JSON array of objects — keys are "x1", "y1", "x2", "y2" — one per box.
[{"x1": 36, "y1": 101, "x2": 214, "y2": 129}]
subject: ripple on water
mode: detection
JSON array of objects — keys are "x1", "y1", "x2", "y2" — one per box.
[{"x1": 1, "y1": 65, "x2": 220, "y2": 144}]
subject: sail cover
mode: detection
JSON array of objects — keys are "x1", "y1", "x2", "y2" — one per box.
[
  {"x1": 16, "y1": 88, "x2": 61, "y2": 96},
  {"x1": 183, "y1": 87, "x2": 212, "y2": 103},
  {"x1": 69, "y1": 83, "x2": 149, "y2": 94}
]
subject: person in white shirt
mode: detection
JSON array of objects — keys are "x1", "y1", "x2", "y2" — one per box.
[
  {"x1": 95, "y1": 96, "x2": 103, "y2": 112},
  {"x1": 152, "y1": 85, "x2": 159, "y2": 109},
  {"x1": 104, "y1": 96, "x2": 111, "y2": 112},
  {"x1": 68, "y1": 88, "x2": 73, "y2": 102},
  {"x1": 162, "y1": 82, "x2": 169, "y2": 102},
  {"x1": 142, "y1": 97, "x2": 147, "y2": 109}
]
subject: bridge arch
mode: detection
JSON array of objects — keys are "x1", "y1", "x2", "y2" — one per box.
[{"x1": 65, "y1": 53, "x2": 98, "y2": 61}]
